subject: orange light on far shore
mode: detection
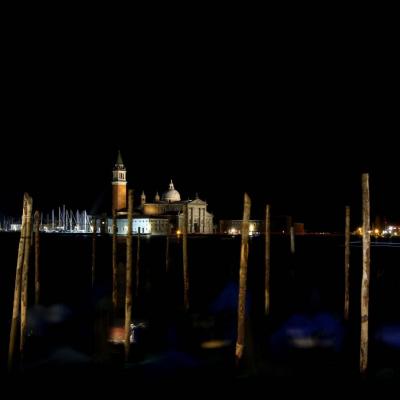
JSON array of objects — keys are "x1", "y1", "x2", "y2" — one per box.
[{"x1": 108, "y1": 326, "x2": 126, "y2": 344}]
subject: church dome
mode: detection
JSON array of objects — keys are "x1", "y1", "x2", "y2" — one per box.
[{"x1": 162, "y1": 180, "x2": 181, "y2": 202}]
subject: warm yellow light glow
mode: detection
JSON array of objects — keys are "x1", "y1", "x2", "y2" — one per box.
[
  {"x1": 374, "y1": 229, "x2": 379, "y2": 234},
  {"x1": 201, "y1": 339, "x2": 231, "y2": 349},
  {"x1": 176, "y1": 230, "x2": 181, "y2": 235}
]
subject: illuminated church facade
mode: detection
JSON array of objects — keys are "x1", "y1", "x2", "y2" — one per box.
[{"x1": 109, "y1": 152, "x2": 214, "y2": 235}]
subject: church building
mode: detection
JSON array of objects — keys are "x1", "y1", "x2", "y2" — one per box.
[{"x1": 109, "y1": 152, "x2": 214, "y2": 235}]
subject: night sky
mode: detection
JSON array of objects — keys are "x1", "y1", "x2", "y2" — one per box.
[{"x1": 1, "y1": 18, "x2": 398, "y2": 231}]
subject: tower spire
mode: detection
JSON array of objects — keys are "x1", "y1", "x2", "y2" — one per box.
[
  {"x1": 116, "y1": 150, "x2": 124, "y2": 166},
  {"x1": 141, "y1": 190, "x2": 146, "y2": 206}
]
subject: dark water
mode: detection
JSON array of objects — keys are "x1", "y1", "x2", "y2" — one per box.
[{"x1": 1, "y1": 232, "x2": 399, "y2": 381}]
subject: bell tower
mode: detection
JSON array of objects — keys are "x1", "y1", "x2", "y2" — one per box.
[{"x1": 112, "y1": 150, "x2": 127, "y2": 212}]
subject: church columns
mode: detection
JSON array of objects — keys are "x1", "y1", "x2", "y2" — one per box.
[{"x1": 198, "y1": 208, "x2": 201, "y2": 233}]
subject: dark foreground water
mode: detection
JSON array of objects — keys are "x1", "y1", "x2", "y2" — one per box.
[{"x1": 1, "y1": 232, "x2": 399, "y2": 383}]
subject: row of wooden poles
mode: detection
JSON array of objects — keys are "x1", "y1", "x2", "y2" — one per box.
[
  {"x1": 9, "y1": 173, "x2": 370, "y2": 373},
  {"x1": 7, "y1": 188, "x2": 181, "y2": 367},
  {"x1": 8, "y1": 193, "x2": 40, "y2": 370},
  {"x1": 109, "y1": 180, "x2": 370, "y2": 371},
  {"x1": 235, "y1": 173, "x2": 371, "y2": 374},
  {"x1": 118, "y1": 190, "x2": 189, "y2": 361},
  {"x1": 109, "y1": 190, "x2": 188, "y2": 361}
]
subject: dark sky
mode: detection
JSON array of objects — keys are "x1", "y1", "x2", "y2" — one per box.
[{"x1": 1, "y1": 17, "x2": 398, "y2": 231}]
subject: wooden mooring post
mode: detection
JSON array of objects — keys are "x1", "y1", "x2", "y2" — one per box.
[
  {"x1": 290, "y1": 226, "x2": 295, "y2": 254},
  {"x1": 112, "y1": 209, "x2": 118, "y2": 313},
  {"x1": 124, "y1": 190, "x2": 133, "y2": 361},
  {"x1": 91, "y1": 217, "x2": 97, "y2": 287},
  {"x1": 360, "y1": 173, "x2": 370, "y2": 374},
  {"x1": 136, "y1": 227, "x2": 141, "y2": 296},
  {"x1": 34, "y1": 210, "x2": 40, "y2": 305},
  {"x1": 265, "y1": 204, "x2": 271, "y2": 315},
  {"x1": 236, "y1": 193, "x2": 251, "y2": 362},
  {"x1": 8, "y1": 193, "x2": 28, "y2": 370},
  {"x1": 344, "y1": 206, "x2": 350, "y2": 320},
  {"x1": 165, "y1": 234, "x2": 170, "y2": 273},
  {"x1": 20, "y1": 194, "x2": 33, "y2": 361},
  {"x1": 182, "y1": 203, "x2": 189, "y2": 311}
]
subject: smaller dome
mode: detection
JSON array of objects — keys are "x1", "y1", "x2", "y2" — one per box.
[{"x1": 162, "y1": 180, "x2": 181, "y2": 202}]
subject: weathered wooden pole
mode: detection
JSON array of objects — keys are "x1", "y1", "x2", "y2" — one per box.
[
  {"x1": 360, "y1": 173, "x2": 370, "y2": 374},
  {"x1": 165, "y1": 233, "x2": 170, "y2": 273},
  {"x1": 112, "y1": 209, "x2": 118, "y2": 313},
  {"x1": 265, "y1": 204, "x2": 271, "y2": 315},
  {"x1": 136, "y1": 227, "x2": 141, "y2": 296},
  {"x1": 236, "y1": 192, "x2": 251, "y2": 362},
  {"x1": 8, "y1": 194, "x2": 28, "y2": 370},
  {"x1": 344, "y1": 206, "x2": 350, "y2": 320},
  {"x1": 34, "y1": 210, "x2": 40, "y2": 305},
  {"x1": 182, "y1": 203, "x2": 189, "y2": 310},
  {"x1": 91, "y1": 217, "x2": 97, "y2": 287},
  {"x1": 290, "y1": 226, "x2": 295, "y2": 254},
  {"x1": 20, "y1": 194, "x2": 33, "y2": 359},
  {"x1": 124, "y1": 189, "x2": 133, "y2": 361}
]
